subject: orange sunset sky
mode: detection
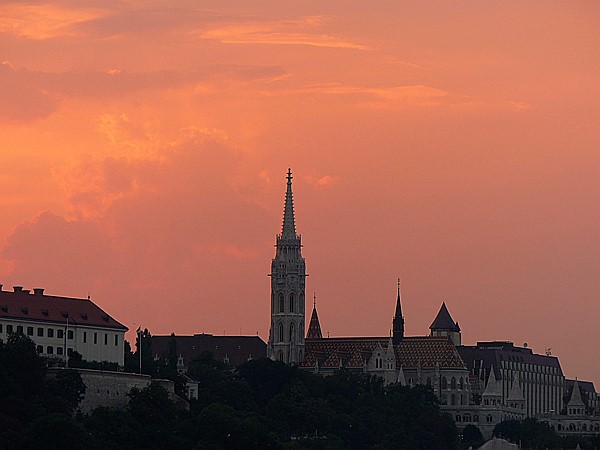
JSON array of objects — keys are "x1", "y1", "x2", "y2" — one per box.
[{"x1": 1, "y1": 1, "x2": 599, "y2": 382}]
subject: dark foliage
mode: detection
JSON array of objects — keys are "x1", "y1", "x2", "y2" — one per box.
[
  {"x1": 461, "y1": 424, "x2": 484, "y2": 449},
  {"x1": 0, "y1": 333, "x2": 86, "y2": 450},
  {"x1": 1, "y1": 342, "x2": 463, "y2": 449}
]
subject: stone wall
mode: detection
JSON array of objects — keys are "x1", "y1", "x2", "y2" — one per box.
[{"x1": 47, "y1": 367, "x2": 151, "y2": 414}]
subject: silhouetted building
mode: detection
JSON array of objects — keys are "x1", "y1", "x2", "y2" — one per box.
[{"x1": 152, "y1": 333, "x2": 266, "y2": 369}]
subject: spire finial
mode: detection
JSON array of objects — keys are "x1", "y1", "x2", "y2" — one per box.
[
  {"x1": 281, "y1": 168, "x2": 297, "y2": 239},
  {"x1": 393, "y1": 277, "x2": 405, "y2": 343},
  {"x1": 313, "y1": 292, "x2": 316, "y2": 308}
]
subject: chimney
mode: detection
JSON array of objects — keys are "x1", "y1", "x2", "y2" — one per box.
[
  {"x1": 33, "y1": 288, "x2": 45, "y2": 296},
  {"x1": 0, "y1": 284, "x2": 3, "y2": 291},
  {"x1": 13, "y1": 286, "x2": 23, "y2": 293}
]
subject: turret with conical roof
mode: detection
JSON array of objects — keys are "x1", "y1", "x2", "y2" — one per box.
[
  {"x1": 567, "y1": 379, "x2": 586, "y2": 416},
  {"x1": 392, "y1": 279, "x2": 405, "y2": 344},
  {"x1": 268, "y1": 169, "x2": 306, "y2": 364},
  {"x1": 429, "y1": 302, "x2": 461, "y2": 346},
  {"x1": 306, "y1": 294, "x2": 323, "y2": 339},
  {"x1": 482, "y1": 367, "x2": 502, "y2": 406},
  {"x1": 507, "y1": 373, "x2": 526, "y2": 410}
]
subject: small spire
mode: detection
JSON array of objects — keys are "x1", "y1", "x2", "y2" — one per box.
[
  {"x1": 395, "y1": 278, "x2": 402, "y2": 318},
  {"x1": 393, "y1": 278, "x2": 405, "y2": 343},
  {"x1": 281, "y1": 168, "x2": 297, "y2": 239},
  {"x1": 306, "y1": 294, "x2": 323, "y2": 339}
]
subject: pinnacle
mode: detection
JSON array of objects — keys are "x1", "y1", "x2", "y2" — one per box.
[{"x1": 281, "y1": 168, "x2": 297, "y2": 239}]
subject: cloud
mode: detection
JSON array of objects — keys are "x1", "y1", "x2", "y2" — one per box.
[
  {"x1": 304, "y1": 174, "x2": 340, "y2": 188},
  {"x1": 198, "y1": 16, "x2": 369, "y2": 50},
  {"x1": 0, "y1": 61, "x2": 286, "y2": 122},
  {"x1": 0, "y1": 127, "x2": 274, "y2": 333},
  {"x1": 0, "y1": 62, "x2": 59, "y2": 121},
  {"x1": 0, "y1": 3, "x2": 107, "y2": 40}
]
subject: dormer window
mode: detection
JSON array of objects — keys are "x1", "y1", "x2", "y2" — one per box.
[
  {"x1": 81, "y1": 313, "x2": 88, "y2": 320},
  {"x1": 42, "y1": 309, "x2": 49, "y2": 317},
  {"x1": 21, "y1": 307, "x2": 29, "y2": 315}
]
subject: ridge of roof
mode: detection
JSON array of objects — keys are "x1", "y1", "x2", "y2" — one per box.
[{"x1": 0, "y1": 289, "x2": 127, "y2": 330}]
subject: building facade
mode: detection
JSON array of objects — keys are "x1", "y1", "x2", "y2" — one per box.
[
  {"x1": 538, "y1": 380, "x2": 600, "y2": 437},
  {"x1": 458, "y1": 341, "x2": 565, "y2": 417},
  {"x1": 0, "y1": 285, "x2": 127, "y2": 365},
  {"x1": 267, "y1": 169, "x2": 307, "y2": 364}
]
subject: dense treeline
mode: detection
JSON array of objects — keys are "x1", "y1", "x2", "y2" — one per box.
[
  {"x1": 0, "y1": 333, "x2": 86, "y2": 449},
  {"x1": 493, "y1": 418, "x2": 600, "y2": 450},
  {"x1": 4, "y1": 332, "x2": 600, "y2": 449},
  {"x1": 0, "y1": 332, "x2": 461, "y2": 449}
]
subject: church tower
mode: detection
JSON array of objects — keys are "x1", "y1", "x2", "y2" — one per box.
[{"x1": 268, "y1": 169, "x2": 306, "y2": 364}]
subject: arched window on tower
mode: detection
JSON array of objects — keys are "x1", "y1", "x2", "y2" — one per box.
[
  {"x1": 278, "y1": 293, "x2": 284, "y2": 313},
  {"x1": 289, "y1": 323, "x2": 295, "y2": 342},
  {"x1": 278, "y1": 323, "x2": 284, "y2": 342},
  {"x1": 289, "y1": 293, "x2": 295, "y2": 312},
  {"x1": 442, "y1": 377, "x2": 448, "y2": 389},
  {"x1": 278, "y1": 350, "x2": 283, "y2": 362},
  {"x1": 451, "y1": 377, "x2": 456, "y2": 389}
]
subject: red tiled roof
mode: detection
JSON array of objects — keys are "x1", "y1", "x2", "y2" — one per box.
[
  {"x1": 301, "y1": 336, "x2": 466, "y2": 370},
  {"x1": 0, "y1": 287, "x2": 127, "y2": 330}
]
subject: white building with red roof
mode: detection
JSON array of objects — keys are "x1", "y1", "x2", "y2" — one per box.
[{"x1": 0, "y1": 285, "x2": 128, "y2": 365}]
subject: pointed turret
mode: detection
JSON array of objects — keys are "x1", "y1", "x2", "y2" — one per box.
[
  {"x1": 306, "y1": 293, "x2": 323, "y2": 339},
  {"x1": 392, "y1": 278, "x2": 405, "y2": 344},
  {"x1": 281, "y1": 168, "x2": 297, "y2": 240},
  {"x1": 482, "y1": 367, "x2": 502, "y2": 405},
  {"x1": 567, "y1": 379, "x2": 586, "y2": 416},
  {"x1": 429, "y1": 302, "x2": 461, "y2": 346},
  {"x1": 507, "y1": 374, "x2": 525, "y2": 401}
]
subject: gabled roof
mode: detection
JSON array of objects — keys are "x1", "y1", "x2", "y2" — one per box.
[
  {"x1": 301, "y1": 336, "x2": 466, "y2": 370},
  {"x1": 0, "y1": 286, "x2": 127, "y2": 330},
  {"x1": 430, "y1": 302, "x2": 457, "y2": 331}
]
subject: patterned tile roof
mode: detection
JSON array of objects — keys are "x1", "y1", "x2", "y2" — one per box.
[
  {"x1": 301, "y1": 336, "x2": 466, "y2": 370},
  {"x1": 0, "y1": 286, "x2": 127, "y2": 330}
]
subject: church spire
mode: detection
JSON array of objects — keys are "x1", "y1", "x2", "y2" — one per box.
[
  {"x1": 281, "y1": 168, "x2": 297, "y2": 240},
  {"x1": 306, "y1": 293, "x2": 323, "y2": 339},
  {"x1": 393, "y1": 278, "x2": 405, "y2": 343},
  {"x1": 268, "y1": 169, "x2": 306, "y2": 364}
]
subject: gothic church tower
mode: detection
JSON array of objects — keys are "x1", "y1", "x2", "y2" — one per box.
[{"x1": 268, "y1": 169, "x2": 306, "y2": 364}]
